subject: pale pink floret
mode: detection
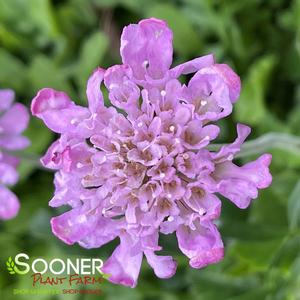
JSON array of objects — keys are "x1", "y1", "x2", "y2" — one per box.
[
  {"x1": 31, "y1": 18, "x2": 272, "y2": 287},
  {"x1": 0, "y1": 89, "x2": 30, "y2": 220}
]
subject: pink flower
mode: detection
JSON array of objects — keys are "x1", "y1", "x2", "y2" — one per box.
[
  {"x1": 31, "y1": 18, "x2": 272, "y2": 287},
  {"x1": 0, "y1": 89, "x2": 30, "y2": 220}
]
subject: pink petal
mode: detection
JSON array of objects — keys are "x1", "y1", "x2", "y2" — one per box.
[
  {"x1": 0, "y1": 185, "x2": 20, "y2": 220},
  {"x1": 86, "y1": 67, "x2": 105, "y2": 113},
  {"x1": 144, "y1": 250, "x2": 177, "y2": 279},
  {"x1": 0, "y1": 103, "x2": 29, "y2": 134},
  {"x1": 0, "y1": 89, "x2": 14, "y2": 111},
  {"x1": 120, "y1": 18, "x2": 173, "y2": 81},
  {"x1": 31, "y1": 88, "x2": 89, "y2": 134}
]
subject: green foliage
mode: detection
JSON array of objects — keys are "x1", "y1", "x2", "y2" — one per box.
[{"x1": 0, "y1": 0, "x2": 300, "y2": 299}]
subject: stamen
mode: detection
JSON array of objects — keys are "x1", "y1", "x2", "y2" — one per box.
[
  {"x1": 160, "y1": 90, "x2": 166, "y2": 97},
  {"x1": 199, "y1": 207, "x2": 206, "y2": 216},
  {"x1": 137, "y1": 122, "x2": 143, "y2": 128},
  {"x1": 169, "y1": 125, "x2": 175, "y2": 132},
  {"x1": 160, "y1": 173, "x2": 166, "y2": 179},
  {"x1": 167, "y1": 216, "x2": 174, "y2": 222},
  {"x1": 201, "y1": 100, "x2": 207, "y2": 106},
  {"x1": 227, "y1": 154, "x2": 234, "y2": 161},
  {"x1": 142, "y1": 60, "x2": 149, "y2": 69},
  {"x1": 109, "y1": 83, "x2": 118, "y2": 89},
  {"x1": 183, "y1": 153, "x2": 189, "y2": 159}
]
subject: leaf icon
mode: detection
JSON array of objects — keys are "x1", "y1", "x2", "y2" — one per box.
[{"x1": 6, "y1": 257, "x2": 15, "y2": 275}]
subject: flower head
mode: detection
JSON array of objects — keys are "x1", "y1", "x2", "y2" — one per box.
[
  {"x1": 0, "y1": 89, "x2": 30, "y2": 220},
  {"x1": 31, "y1": 18, "x2": 272, "y2": 287}
]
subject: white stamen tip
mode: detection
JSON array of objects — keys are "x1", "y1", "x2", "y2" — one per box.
[
  {"x1": 169, "y1": 125, "x2": 175, "y2": 132},
  {"x1": 77, "y1": 215, "x2": 87, "y2": 223},
  {"x1": 70, "y1": 119, "x2": 77, "y2": 124},
  {"x1": 137, "y1": 122, "x2": 143, "y2": 128},
  {"x1": 175, "y1": 138, "x2": 180, "y2": 144},
  {"x1": 142, "y1": 60, "x2": 149, "y2": 68},
  {"x1": 76, "y1": 162, "x2": 84, "y2": 168},
  {"x1": 183, "y1": 153, "x2": 189, "y2": 159},
  {"x1": 167, "y1": 193, "x2": 172, "y2": 199},
  {"x1": 109, "y1": 83, "x2": 118, "y2": 89},
  {"x1": 227, "y1": 154, "x2": 234, "y2": 161},
  {"x1": 168, "y1": 216, "x2": 174, "y2": 222},
  {"x1": 199, "y1": 208, "x2": 206, "y2": 216},
  {"x1": 160, "y1": 90, "x2": 166, "y2": 97},
  {"x1": 201, "y1": 100, "x2": 207, "y2": 106},
  {"x1": 160, "y1": 173, "x2": 166, "y2": 179}
]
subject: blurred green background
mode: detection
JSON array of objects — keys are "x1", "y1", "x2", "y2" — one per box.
[{"x1": 1, "y1": 0, "x2": 300, "y2": 299}]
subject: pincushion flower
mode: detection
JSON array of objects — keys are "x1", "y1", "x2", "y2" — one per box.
[
  {"x1": 0, "y1": 89, "x2": 30, "y2": 220},
  {"x1": 31, "y1": 18, "x2": 272, "y2": 287}
]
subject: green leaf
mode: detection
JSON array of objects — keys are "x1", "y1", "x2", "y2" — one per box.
[
  {"x1": 287, "y1": 180, "x2": 300, "y2": 230},
  {"x1": 234, "y1": 55, "x2": 276, "y2": 125},
  {"x1": 75, "y1": 31, "x2": 108, "y2": 99},
  {"x1": 28, "y1": 55, "x2": 74, "y2": 97},
  {"x1": 0, "y1": 48, "x2": 26, "y2": 92},
  {"x1": 146, "y1": 3, "x2": 201, "y2": 56}
]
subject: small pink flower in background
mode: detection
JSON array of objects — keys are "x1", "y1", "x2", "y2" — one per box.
[
  {"x1": 0, "y1": 89, "x2": 30, "y2": 220},
  {"x1": 31, "y1": 18, "x2": 272, "y2": 287}
]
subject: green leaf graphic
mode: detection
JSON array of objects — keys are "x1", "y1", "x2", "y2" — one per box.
[{"x1": 6, "y1": 257, "x2": 16, "y2": 275}]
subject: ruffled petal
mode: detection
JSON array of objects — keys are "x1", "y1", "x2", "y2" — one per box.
[
  {"x1": 50, "y1": 208, "x2": 99, "y2": 245},
  {"x1": 212, "y1": 124, "x2": 251, "y2": 163},
  {"x1": 176, "y1": 221, "x2": 224, "y2": 269},
  {"x1": 121, "y1": 18, "x2": 173, "y2": 81},
  {"x1": 102, "y1": 233, "x2": 143, "y2": 288},
  {"x1": 184, "y1": 71, "x2": 232, "y2": 121},
  {"x1": 214, "y1": 154, "x2": 272, "y2": 208},
  {"x1": 104, "y1": 65, "x2": 140, "y2": 115},
  {"x1": 86, "y1": 67, "x2": 105, "y2": 113},
  {"x1": 31, "y1": 88, "x2": 89, "y2": 134},
  {"x1": 200, "y1": 64, "x2": 241, "y2": 103},
  {"x1": 169, "y1": 54, "x2": 215, "y2": 78},
  {"x1": 144, "y1": 250, "x2": 177, "y2": 279}
]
